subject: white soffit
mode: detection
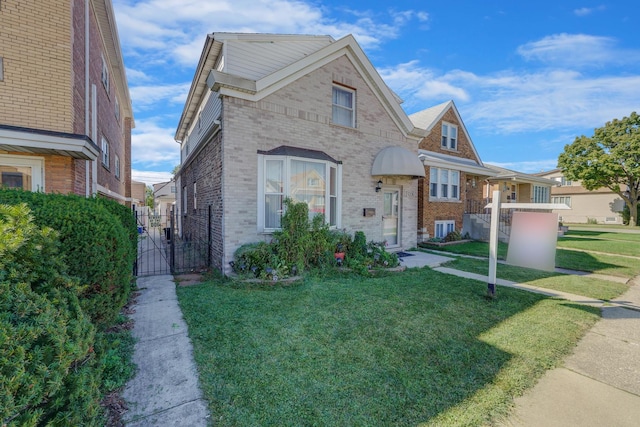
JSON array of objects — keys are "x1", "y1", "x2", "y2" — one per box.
[{"x1": 371, "y1": 146, "x2": 426, "y2": 178}]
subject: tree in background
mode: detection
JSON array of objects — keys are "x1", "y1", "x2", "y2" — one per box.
[
  {"x1": 558, "y1": 112, "x2": 640, "y2": 226},
  {"x1": 145, "y1": 185, "x2": 154, "y2": 209}
]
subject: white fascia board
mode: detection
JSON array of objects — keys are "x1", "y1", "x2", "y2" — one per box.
[
  {"x1": 97, "y1": 184, "x2": 128, "y2": 202},
  {"x1": 420, "y1": 157, "x2": 497, "y2": 177},
  {"x1": 0, "y1": 128, "x2": 99, "y2": 160}
]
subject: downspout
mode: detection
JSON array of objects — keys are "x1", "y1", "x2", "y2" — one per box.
[
  {"x1": 85, "y1": 0, "x2": 90, "y2": 196},
  {"x1": 92, "y1": 84, "x2": 98, "y2": 195}
]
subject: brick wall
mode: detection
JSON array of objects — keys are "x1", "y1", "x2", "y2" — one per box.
[
  {"x1": 0, "y1": 0, "x2": 74, "y2": 132},
  {"x1": 213, "y1": 54, "x2": 419, "y2": 274}
]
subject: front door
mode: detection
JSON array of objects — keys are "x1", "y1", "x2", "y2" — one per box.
[{"x1": 382, "y1": 188, "x2": 400, "y2": 247}]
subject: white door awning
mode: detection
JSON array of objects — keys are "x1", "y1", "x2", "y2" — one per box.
[{"x1": 371, "y1": 146, "x2": 425, "y2": 178}]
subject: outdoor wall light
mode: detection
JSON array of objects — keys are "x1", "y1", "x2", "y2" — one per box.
[{"x1": 375, "y1": 180, "x2": 383, "y2": 192}]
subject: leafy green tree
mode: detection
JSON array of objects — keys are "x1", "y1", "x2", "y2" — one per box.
[
  {"x1": 145, "y1": 185, "x2": 154, "y2": 208},
  {"x1": 558, "y1": 112, "x2": 640, "y2": 226}
]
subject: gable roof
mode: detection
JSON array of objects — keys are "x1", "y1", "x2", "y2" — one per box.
[
  {"x1": 176, "y1": 33, "x2": 424, "y2": 142},
  {"x1": 485, "y1": 164, "x2": 557, "y2": 185},
  {"x1": 409, "y1": 100, "x2": 483, "y2": 165}
]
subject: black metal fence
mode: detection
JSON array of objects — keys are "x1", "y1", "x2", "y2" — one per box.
[{"x1": 133, "y1": 206, "x2": 211, "y2": 277}]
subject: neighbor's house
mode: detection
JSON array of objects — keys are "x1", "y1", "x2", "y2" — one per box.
[
  {"x1": 535, "y1": 169, "x2": 625, "y2": 224},
  {"x1": 484, "y1": 164, "x2": 555, "y2": 204},
  {"x1": 408, "y1": 101, "x2": 496, "y2": 242},
  {"x1": 0, "y1": 0, "x2": 133, "y2": 204},
  {"x1": 153, "y1": 180, "x2": 176, "y2": 229},
  {"x1": 175, "y1": 33, "x2": 426, "y2": 275}
]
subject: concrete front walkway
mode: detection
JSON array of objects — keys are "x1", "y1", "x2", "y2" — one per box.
[
  {"x1": 122, "y1": 275, "x2": 209, "y2": 426},
  {"x1": 399, "y1": 250, "x2": 640, "y2": 427}
]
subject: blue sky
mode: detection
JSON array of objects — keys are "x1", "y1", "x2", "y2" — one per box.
[{"x1": 114, "y1": 0, "x2": 640, "y2": 185}]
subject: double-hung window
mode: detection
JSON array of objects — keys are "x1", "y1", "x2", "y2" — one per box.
[
  {"x1": 533, "y1": 185, "x2": 550, "y2": 203},
  {"x1": 114, "y1": 154, "x2": 121, "y2": 179},
  {"x1": 260, "y1": 154, "x2": 341, "y2": 231},
  {"x1": 429, "y1": 167, "x2": 459, "y2": 200},
  {"x1": 441, "y1": 123, "x2": 458, "y2": 150},
  {"x1": 101, "y1": 55, "x2": 109, "y2": 93},
  {"x1": 101, "y1": 137, "x2": 109, "y2": 168},
  {"x1": 332, "y1": 85, "x2": 355, "y2": 128}
]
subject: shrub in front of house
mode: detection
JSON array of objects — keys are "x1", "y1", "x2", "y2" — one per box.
[
  {"x1": 231, "y1": 200, "x2": 399, "y2": 279},
  {"x1": 0, "y1": 189, "x2": 135, "y2": 328},
  {"x1": 1, "y1": 203, "x2": 102, "y2": 426}
]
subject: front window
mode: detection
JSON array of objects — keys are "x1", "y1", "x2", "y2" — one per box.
[
  {"x1": 115, "y1": 155, "x2": 121, "y2": 179},
  {"x1": 429, "y1": 167, "x2": 460, "y2": 200},
  {"x1": 435, "y1": 220, "x2": 455, "y2": 239},
  {"x1": 0, "y1": 155, "x2": 44, "y2": 192},
  {"x1": 332, "y1": 85, "x2": 355, "y2": 128},
  {"x1": 533, "y1": 185, "x2": 550, "y2": 203},
  {"x1": 441, "y1": 123, "x2": 458, "y2": 150},
  {"x1": 552, "y1": 196, "x2": 572, "y2": 207},
  {"x1": 261, "y1": 155, "x2": 341, "y2": 230}
]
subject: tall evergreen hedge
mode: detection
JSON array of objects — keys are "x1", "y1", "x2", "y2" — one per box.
[
  {"x1": 0, "y1": 189, "x2": 136, "y2": 328},
  {"x1": 1, "y1": 204, "x2": 102, "y2": 426}
]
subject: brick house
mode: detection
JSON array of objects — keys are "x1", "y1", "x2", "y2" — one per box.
[
  {"x1": 175, "y1": 33, "x2": 426, "y2": 275},
  {"x1": 409, "y1": 101, "x2": 496, "y2": 241},
  {"x1": 0, "y1": 0, "x2": 133, "y2": 204},
  {"x1": 483, "y1": 164, "x2": 556, "y2": 205}
]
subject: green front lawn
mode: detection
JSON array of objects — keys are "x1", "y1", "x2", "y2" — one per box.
[
  {"x1": 557, "y1": 236, "x2": 640, "y2": 257},
  {"x1": 442, "y1": 258, "x2": 629, "y2": 301},
  {"x1": 178, "y1": 270, "x2": 599, "y2": 426}
]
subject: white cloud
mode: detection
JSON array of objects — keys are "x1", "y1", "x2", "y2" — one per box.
[
  {"x1": 573, "y1": 6, "x2": 605, "y2": 16},
  {"x1": 132, "y1": 169, "x2": 174, "y2": 186},
  {"x1": 115, "y1": 0, "x2": 428, "y2": 66},
  {"x1": 131, "y1": 120, "x2": 181, "y2": 167},
  {"x1": 516, "y1": 33, "x2": 640, "y2": 68},
  {"x1": 485, "y1": 159, "x2": 559, "y2": 174},
  {"x1": 129, "y1": 82, "x2": 192, "y2": 110}
]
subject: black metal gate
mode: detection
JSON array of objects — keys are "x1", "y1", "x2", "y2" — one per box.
[{"x1": 133, "y1": 206, "x2": 211, "y2": 277}]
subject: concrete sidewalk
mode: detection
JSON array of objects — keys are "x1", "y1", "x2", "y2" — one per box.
[
  {"x1": 122, "y1": 275, "x2": 209, "y2": 426},
  {"x1": 399, "y1": 250, "x2": 640, "y2": 426}
]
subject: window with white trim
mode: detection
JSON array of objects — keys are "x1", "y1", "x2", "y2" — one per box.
[
  {"x1": 332, "y1": 85, "x2": 355, "y2": 128},
  {"x1": 429, "y1": 167, "x2": 460, "y2": 200},
  {"x1": 552, "y1": 196, "x2": 571, "y2": 207},
  {"x1": 193, "y1": 182, "x2": 197, "y2": 210},
  {"x1": 101, "y1": 137, "x2": 109, "y2": 167},
  {"x1": 435, "y1": 220, "x2": 455, "y2": 239},
  {"x1": 101, "y1": 55, "x2": 109, "y2": 93},
  {"x1": 533, "y1": 185, "x2": 550, "y2": 203},
  {"x1": 114, "y1": 155, "x2": 121, "y2": 179},
  {"x1": 260, "y1": 155, "x2": 341, "y2": 230},
  {"x1": 0, "y1": 155, "x2": 44, "y2": 192},
  {"x1": 115, "y1": 96, "x2": 120, "y2": 122},
  {"x1": 441, "y1": 123, "x2": 458, "y2": 150}
]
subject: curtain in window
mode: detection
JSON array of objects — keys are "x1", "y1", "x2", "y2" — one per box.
[
  {"x1": 332, "y1": 87, "x2": 353, "y2": 127},
  {"x1": 265, "y1": 160, "x2": 284, "y2": 228},
  {"x1": 430, "y1": 168, "x2": 438, "y2": 197},
  {"x1": 440, "y1": 169, "x2": 449, "y2": 198}
]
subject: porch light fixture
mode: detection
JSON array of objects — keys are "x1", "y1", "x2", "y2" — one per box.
[{"x1": 375, "y1": 180, "x2": 383, "y2": 192}]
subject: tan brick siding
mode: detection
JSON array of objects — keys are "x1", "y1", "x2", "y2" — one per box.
[{"x1": 0, "y1": 0, "x2": 74, "y2": 132}]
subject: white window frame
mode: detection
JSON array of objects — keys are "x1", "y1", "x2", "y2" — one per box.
[
  {"x1": 115, "y1": 96, "x2": 120, "y2": 122},
  {"x1": 429, "y1": 167, "x2": 460, "y2": 200},
  {"x1": 193, "y1": 182, "x2": 197, "y2": 210},
  {"x1": 435, "y1": 220, "x2": 455, "y2": 239},
  {"x1": 0, "y1": 154, "x2": 44, "y2": 192},
  {"x1": 441, "y1": 122, "x2": 458, "y2": 150},
  {"x1": 101, "y1": 55, "x2": 109, "y2": 93},
  {"x1": 114, "y1": 154, "x2": 120, "y2": 179},
  {"x1": 101, "y1": 137, "x2": 109, "y2": 168},
  {"x1": 533, "y1": 185, "x2": 550, "y2": 203},
  {"x1": 332, "y1": 85, "x2": 355, "y2": 128},
  {"x1": 257, "y1": 154, "x2": 342, "y2": 232},
  {"x1": 552, "y1": 196, "x2": 572, "y2": 207}
]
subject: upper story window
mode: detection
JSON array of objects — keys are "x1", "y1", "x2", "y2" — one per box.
[
  {"x1": 115, "y1": 96, "x2": 120, "y2": 122},
  {"x1": 193, "y1": 182, "x2": 197, "y2": 210},
  {"x1": 114, "y1": 154, "x2": 121, "y2": 179},
  {"x1": 101, "y1": 55, "x2": 110, "y2": 93},
  {"x1": 429, "y1": 167, "x2": 459, "y2": 200},
  {"x1": 332, "y1": 85, "x2": 355, "y2": 128},
  {"x1": 101, "y1": 137, "x2": 109, "y2": 168},
  {"x1": 441, "y1": 123, "x2": 458, "y2": 150},
  {"x1": 555, "y1": 176, "x2": 572, "y2": 186},
  {"x1": 259, "y1": 151, "x2": 341, "y2": 231}
]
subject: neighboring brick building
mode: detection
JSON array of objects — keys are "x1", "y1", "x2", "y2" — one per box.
[
  {"x1": 409, "y1": 101, "x2": 496, "y2": 241},
  {"x1": 175, "y1": 33, "x2": 426, "y2": 274},
  {"x1": 0, "y1": 0, "x2": 133, "y2": 204}
]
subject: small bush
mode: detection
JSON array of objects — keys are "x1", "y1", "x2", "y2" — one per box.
[
  {"x1": 587, "y1": 217, "x2": 598, "y2": 224},
  {"x1": 444, "y1": 230, "x2": 462, "y2": 242},
  {"x1": 0, "y1": 204, "x2": 102, "y2": 426}
]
